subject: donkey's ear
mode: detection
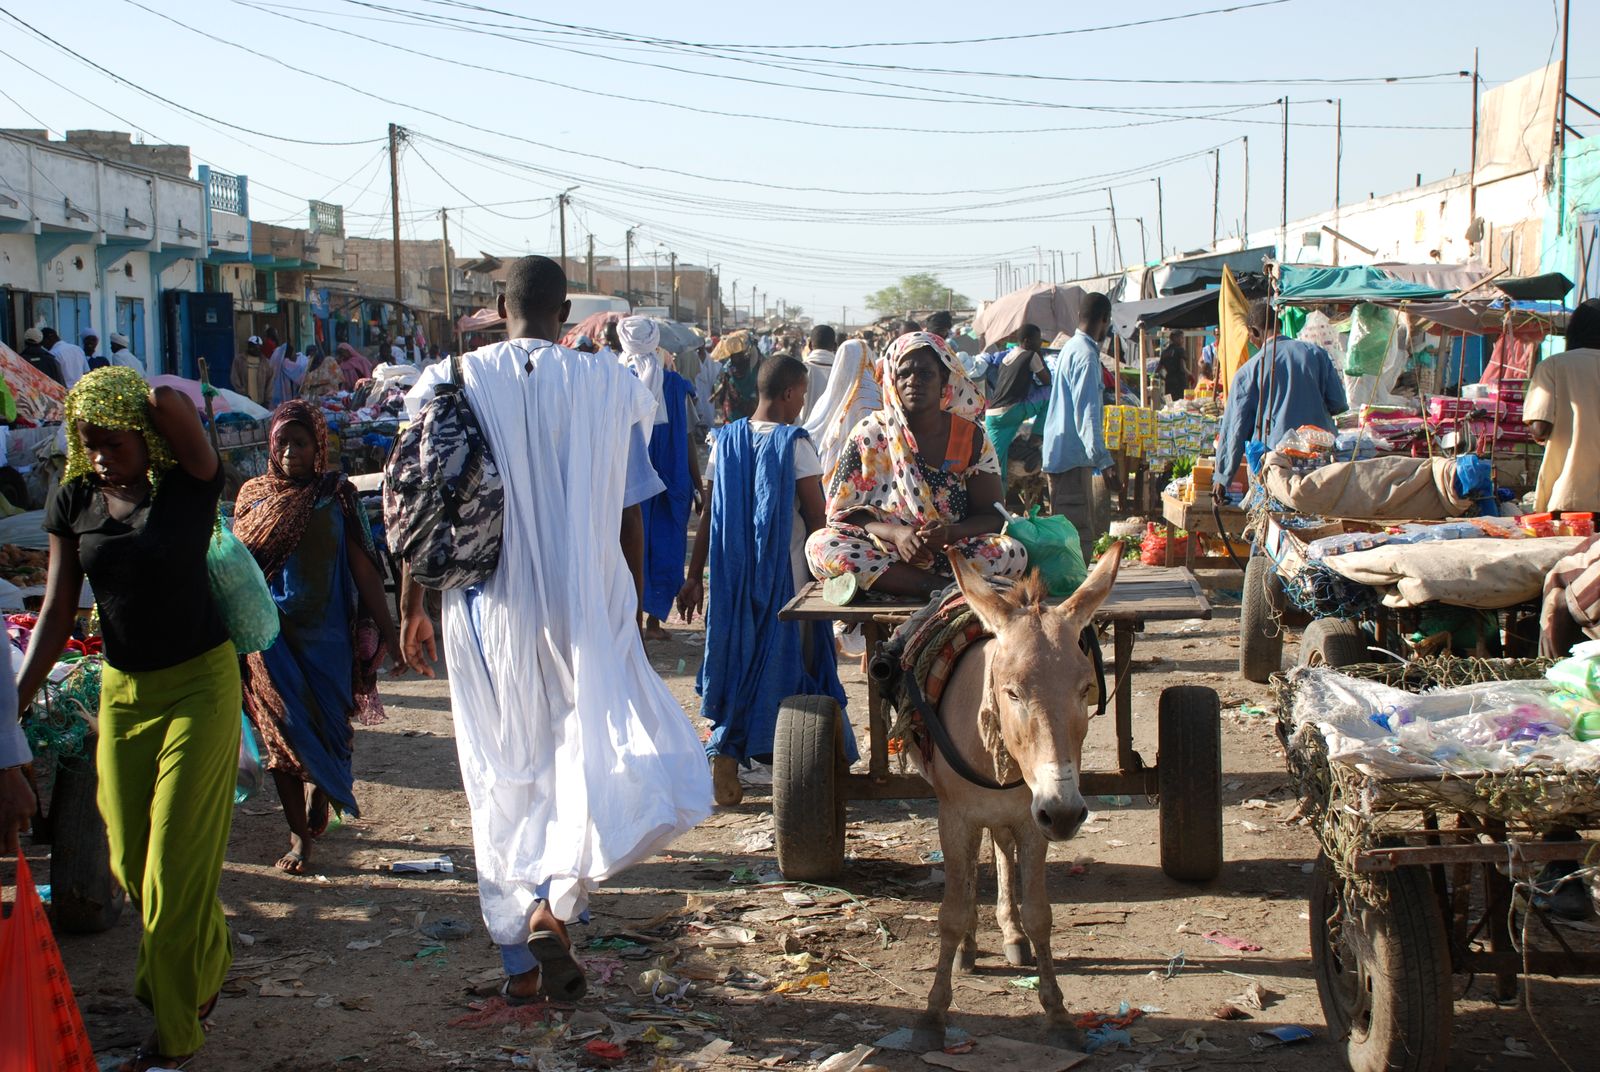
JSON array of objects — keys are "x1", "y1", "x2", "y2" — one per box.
[
  {"x1": 950, "y1": 551, "x2": 1015, "y2": 634},
  {"x1": 1055, "y1": 541, "x2": 1122, "y2": 626}
]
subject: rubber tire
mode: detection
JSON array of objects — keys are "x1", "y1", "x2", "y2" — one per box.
[
  {"x1": 1298, "y1": 618, "x2": 1371, "y2": 668},
  {"x1": 1310, "y1": 854, "x2": 1452, "y2": 1072},
  {"x1": 773, "y1": 695, "x2": 846, "y2": 881},
  {"x1": 1156, "y1": 686, "x2": 1223, "y2": 883},
  {"x1": 48, "y1": 740, "x2": 126, "y2": 934},
  {"x1": 1239, "y1": 554, "x2": 1284, "y2": 683}
]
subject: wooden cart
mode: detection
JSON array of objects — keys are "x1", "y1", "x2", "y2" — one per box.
[
  {"x1": 1160, "y1": 492, "x2": 1248, "y2": 571},
  {"x1": 773, "y1": 567, "x2": 1222, "y2": 883},
  {"x1": 1278, "y1": 660, "x2": 1600, "y2": 1072}
]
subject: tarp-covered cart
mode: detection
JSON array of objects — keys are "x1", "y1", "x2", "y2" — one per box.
[{"x1": 1276, "y1": 659, "x2": 1600, "y2": 1072}]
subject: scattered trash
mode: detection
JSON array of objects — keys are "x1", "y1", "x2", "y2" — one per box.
[
  {"x1": 588, "y1": 936, "x2": 642, "y2": 952},
  {"x1": 1503, "y1": 1037, "x2": 1534, "y2": 1059},
  {"x1": 390, "y1": 855, "x2": 453, "y2": 874},
  {"x1": 736, "y1": 829, "x2": 775, "y2": 853},
  {"x1": 1251, "y1": 1025, "x2": 1314, "y2": 1049},
  {"x1": 728, "y1": 865, "x2": 783, "y2": 885},
  {"x1": 875, "y1": 1027, "x2": 968, "y2": 1052},
  {"x1": 1238, "y1": 820, "x2": 1267, "y2": 834},
  {"x1": 582, "y1": 955, "x2": 626, "y2": 986},
  {"x1": 1230, "y1": 981, "x2": 1275, "y2": 1010},
  {"x1": 920, "y1": 1035, "x2": 1088, "y2": 1071},
  {"x1": 1202, "y1": 930, "x2": 1263, "y2": 952},
  {"x1": 772, "y1": 972, "x2": 830, "y2": 994},
  {"x1": 1074, "y1": 1003, "x2": 1142, "y2": 1031},
  {"x1": 1097, "y1": 795, "x2": 1133, "y2": 807},
  {"x1": 686, "y1": 1039, "x2": 735, "y2": 1067},
  {"x1": 782, "y1": 890, "x2": 817, "y2": 907},
  {"x1": 345, "y1": 938, "x2": 385, "y2": 951},
  {"x1": 1240, "y1": 797, "x2": 1272, "y2": 809},
  {"x1": 1083, "y1": 1026, "x2": 1131, "y2": 1054},
  {"x1": 1211, "y1": 1003, "x2": 1248, "y2": 1020},
  {"x1": 922, "y1": 850, "x2": 945, "y2": 864},
  {"x1": 637, "y1": 969, "x2": 691, "y2": 1004},
  {"x1": 1009, "y1": 976, "x2": 1039, "y2": 991},
  {"x1": 688, "y1": 924, "x2": 757, "y2": 948},
  {"x1": 583, "y1": 1039, "x2": 628, "y2": 1060},
  {"x1": 418, "y1": 918, "x2": 472, "y2": 941},
  {"x1": 816, "y1": 1044, "x2": 878, "y2": 1072},
  {"x1": 1177, "y1": 1028, "x2": 1220, "y2": 1053}
]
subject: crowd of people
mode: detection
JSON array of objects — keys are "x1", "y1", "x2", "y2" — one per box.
[{"x1": 37, "y1": 252, "x2": 1600, "y2": 1068}]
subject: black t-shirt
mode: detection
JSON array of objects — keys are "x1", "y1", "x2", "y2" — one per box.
[{"x1": 45, "y1": 466, "x2": 228, "y2": 673}]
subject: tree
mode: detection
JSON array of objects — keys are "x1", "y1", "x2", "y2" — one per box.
[{"x1": 864, "y1": 273, "x2": 970, "y2": 317}]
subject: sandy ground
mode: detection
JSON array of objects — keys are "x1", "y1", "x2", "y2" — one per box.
[{"x1": 27, "y1": 565, "x2": 1600, "y2": 1072}]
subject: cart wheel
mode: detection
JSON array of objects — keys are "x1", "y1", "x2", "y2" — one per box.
[
  {"x1": 1157, "y1": 686, "x2": 1223, "y2": 883},
  {"x1": 1310, "y1": 853, "x2": 1452, "y2": 1072},
  {"x1": 1239, "y1": 554, "x2": 1284, "y2": 683},
  {"x1": 773, "y1": 695, "x2": 847, "y2": 881},
  {"x1": 48, "y1": 740, "x2": 126, "y2": 934},
  {"x1": 1298, "y1": 618, "x2": 1371, "y2": 668}
]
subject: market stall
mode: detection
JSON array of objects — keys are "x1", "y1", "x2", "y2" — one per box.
[{"x1": 1277, "y1": 658, "x2": 1600, "y2": 1072}]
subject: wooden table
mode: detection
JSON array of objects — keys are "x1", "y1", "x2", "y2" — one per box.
[
  {"x1": 779, "y1": 567, "x2": 1212, "y2": 801},
  {"x1": 1161, "y1": 492, "x2": 1248, "y2": 570}
]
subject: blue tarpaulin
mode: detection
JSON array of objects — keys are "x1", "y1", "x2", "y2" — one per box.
[{"x1": 1278, "y1": 265, "x2": 1454, "y2": 302}]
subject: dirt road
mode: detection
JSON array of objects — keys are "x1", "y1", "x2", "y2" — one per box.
[{"x1": 40, "y1": 567, "x2": 1597, "y2": 1071}]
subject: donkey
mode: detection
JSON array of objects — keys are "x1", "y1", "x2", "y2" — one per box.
[{"x1": 910, "y1": 544, "x2": 1121, "y2": 1050}]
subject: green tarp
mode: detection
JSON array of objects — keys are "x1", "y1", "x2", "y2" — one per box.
[{"x1": 1278, "y1": 265, "x2": 1453, "y2": 302}]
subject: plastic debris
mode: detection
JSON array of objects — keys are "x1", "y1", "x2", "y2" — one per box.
[
  {"x1": 390, "y1": 855, "x2": 453, "y2": 874},
  {"x1": 583, "y1": 1039, "x2": 628, "y2": 1060},
  {"x1": 1211, "y1": 1003, "x2": 1248, "y2": 1020},
  {"x1": 1083, "y1": 1026, "x2": 1131, "y2": 1054},
  {"x1": 1503, "y1": 1037, "x2": 1534, "y2": 1059},
  {"x1": 816, "y1": 1044, "x2": 877, "y2": 1072},
  {"x1": 1231, "y1": 981, "x2": 1275, "y2": 1010},
  {"x1": 1177, "y1": 1028, "x2": 1220, "y2": 1053},
  {"x1": 418, "y1": 918, "x2": 472, "y2": 941},
  {"x1": 875, "y1": 1027, "x2": 969, "y2": 1052},
  {"x1": 1251, "y1": 1025, "x2": 1314, "y2": 1049},
  {"x1": 920, "y1": 1035, "x2": 1088, "y2": 1071},
  {"x1": 1097, "y1": 795, "x2": 1133, "y2": 807},
  {"x1": 1009, "y1": 976, "x2": 1039, "y2": 990},
  {"x1": 772, "y1": 972, "x2": 829, "y2": 994},
  {"x1": 1202, "y1": 930, "x2": 1263, "y2": 952}
]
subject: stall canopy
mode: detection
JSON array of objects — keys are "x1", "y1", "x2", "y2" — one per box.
[
  {"x1": 972, "y1": 283, "x2": 1087, "y2": 344},
  {"x1": 1156, "y1": 245, "x2": 1275, "y2": 294},
  {"x1": 1277, "y1": 264, "x2": 1454, "y2": 302},
  {"x1": 457, "y1": 307, "x2": 504, "y2": 333},
  {"x1": 1110, "y1": 289, "x2": 1219, "y2": 341},
  {"x1": 1495, "y1": 272, "x2": 1574, "y2": 301}
]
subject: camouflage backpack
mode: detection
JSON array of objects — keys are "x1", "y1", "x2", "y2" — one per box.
[{"x1": 382, "y1": 355, "x2": 503, "y2": 589}]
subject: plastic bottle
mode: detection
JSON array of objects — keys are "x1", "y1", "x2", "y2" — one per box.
[{"x1": 1575, "y1": 710, "x2": 1600, "y2": 742}]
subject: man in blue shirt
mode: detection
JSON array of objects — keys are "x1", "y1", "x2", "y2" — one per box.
[
  {"x1": 1042, "y1": 292, "x2": 1118, "y2": 561},
  {"x1": 1213, "y1": 299, "x2": 1348, "y2": 500}
]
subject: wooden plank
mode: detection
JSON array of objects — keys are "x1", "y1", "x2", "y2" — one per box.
[
  {"x1": 1161, "y1": 492, "x2": 1246, "y2": 536},
  {"x1": 779, "y1": 567, "x2": 1211, "y2": 624},
  {"x1": 1356, "y1": 841, "x2": 1600, "y2": 872}
]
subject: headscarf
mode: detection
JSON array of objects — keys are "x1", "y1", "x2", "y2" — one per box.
[
  {"x1": 619, "y1": 316, "x2": 668, "y2": 425},
  {"x1": 805, "y1": 339, "x2": 881, "y2": 477},
  {"x1": 824, "y1": 331, "x2": 996, "y2": 529},
  {"x1": 62, "y1": 366, "x2": 176, "y2": 490},
  {"x1": 233, "y1": 400, "x2": 378, "y2": 581},
  {"x1": 336, "y1": 342, "x2": 373, "y2": 391}
]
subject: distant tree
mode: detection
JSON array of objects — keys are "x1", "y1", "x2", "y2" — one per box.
[{"x1": 865, "y1": 273, "x2": 969, "y2": 317}]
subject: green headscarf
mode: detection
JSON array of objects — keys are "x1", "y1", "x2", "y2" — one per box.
[{"x1": 62, "y1": 366, "x2": 177, "y2": 490}]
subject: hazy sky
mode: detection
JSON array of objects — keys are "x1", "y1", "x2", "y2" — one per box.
[{"x1": 0, "y1": 0, "x2": 1589, "y2": 319}]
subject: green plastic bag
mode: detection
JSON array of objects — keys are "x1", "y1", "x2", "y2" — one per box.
[
  {"x1": 207, "y1": 518, "x2": 280, "y2": 654},
  {"x1": 1003, "y1": 506, "x2": 1088, "y2": 597},
  {"x1": 1344, "y1": 302, "x2": 1394, "y2": 377}
]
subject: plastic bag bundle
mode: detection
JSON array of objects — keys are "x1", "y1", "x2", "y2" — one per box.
[
  {"x1": 0, "y1": 856, "x2": 98, "y2": 1071},
  {"x1": 206, "y1": 519, "x2": 280, "y2": 654},
  {"x1": 1003, "y1": 507, "x2": 1087, "y2": 596},
  {"x1": 1344, "y1": 303, "x2": 1395, "y2": 377},
  {"x1": 236, "y1": 711, "x2": 266, "y2": 805},
  {"x1": 1139, "y1": 521, "x2": 1187, "y2": 567}
]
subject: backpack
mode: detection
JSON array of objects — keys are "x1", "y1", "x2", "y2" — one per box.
[{"x1": 382, "y1": 354, "x2": 503, "y2": 589}]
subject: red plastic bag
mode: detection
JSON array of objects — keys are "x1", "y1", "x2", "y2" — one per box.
[
  {"x1": 1139, "y1": 521, "x2": 1187, "y2": 566},
  {"x1": 1, "y1": 855, "x2": 98, "y2": 1071}
]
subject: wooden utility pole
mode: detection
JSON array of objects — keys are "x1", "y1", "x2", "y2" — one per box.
[
  {"x1": 1091, "y1": 227, "x2": 1100, "y2": 276},
  {"x1": 387, "y1": 123, "x2": 405, "y2": 354},
  {"x1": 585, "y1": 233, "x2": 594, "y2": 292},
  {"x1": 1106, "y1": 188, "x2": 1124, "y2": 270},
  {"x1": 557, "y1": 192, "x2": 569, "y2": 276},
  {"x1": 624, "y1": 227, "x2": 634, "y2": 308},
  {"x1": 1558, "y1": 0, "x2": 1571, "y2": 234},
  {"x1": 1137, "y1": 217, "x2": 1148, "y2": 264},
  {"x1": 1242, "y1": 136, "x2": 1250, "y2": 242},
  {"x1": 1211, "y1": 148, "x2": 1221, "y2": 247},
  {"x1": 668, "y1": 251, "x2": 678, "y2": 320},
  {"x1": 1280, "y1": 98, "x2": 1290, "y2": 258},
  {"x1": 1155, "y1": 177, "x2": 1165, "y2": 261},
  {"x1": 1469, "y1": 48, "x2": 1480, "y2": 245},
  {"x1": 439, "y1": 208, "x2": 455, "y2": 353},
  {"x1": 1332, "y1": 99, "x2": 1343, "y2": 265}
]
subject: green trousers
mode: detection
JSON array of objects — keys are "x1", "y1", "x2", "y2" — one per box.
[
  {"x1": 97, "y1": 640, "x2": 241, "y2": 1056},
  {"x1": 984, "y1": 399, "x2": 1047, "y2": 494}
]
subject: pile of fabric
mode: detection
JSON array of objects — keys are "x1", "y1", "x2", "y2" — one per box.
[{"x1": 0, "y1": 340, "x2": 66, "y2": 424}]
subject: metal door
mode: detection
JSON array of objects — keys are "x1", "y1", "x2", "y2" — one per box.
[
  {"x1": 115, "y1": 297, "x2": 146, "y2": 366},
  {"x1": 56, "y1": 291, "x2": 91, "y2": 342}
]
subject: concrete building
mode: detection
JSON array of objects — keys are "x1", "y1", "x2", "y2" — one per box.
[{"x1": 0, "y1": 128, "x2": 208, "y2": 373}]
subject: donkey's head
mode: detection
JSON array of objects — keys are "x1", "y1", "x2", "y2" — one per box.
[{"x1": 951, "y1": 544, "x2": 1122, "y2": 841}]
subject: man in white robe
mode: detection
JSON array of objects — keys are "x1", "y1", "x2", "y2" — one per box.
[
  {"x1": 799, "y1": 324, "x2": 836, "y2": 425},
  {"x1": 400, "y1": 256, "x2": 711, "y2": 1003}
]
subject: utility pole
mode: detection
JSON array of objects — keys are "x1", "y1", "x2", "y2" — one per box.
[
  {"x1": 1558, "y1": 0, "x2": 1572, "y2": 234},
  {"x1": 1073, "y1": 251, "x2": 1081, "y2": 277},
  {"x1": 1332, "y1": 99, "x2": 1343, "y2": 265},
  {"x1": 1242, "y1": 136, "x2": 1250, "y2": 242},
  {"x1": 439, "y1": 208, "x2": 455, "y2": 354},
  {"x1": 1137, "y1": 217, "x2": 1148, "y2": 265},
  {"x1": 1091, "y1": 227, "x2": 1100, "y2": 276},
  {"x1": 732, "y1": 280, "x2": 738, "y2": 326},
  {"x1": 387, "y1": 123, "x2": 406, "y2": 355},
  {"x1": 557, "y1": 187, "x2": 576, "y2": 276},
  {"x1": 1280, "y1": 98, "x2": 1289, "y2": 259},
  {"x1": 668, "y1": 251, "x2": 677, "y2": 320},
  {"x1": 1469, "y1": 48, "x2": 1480, "y2": 248},
  {"x1": 1155, "y1": 177, "x2": 1165, "y2": 261},
  {"x1": 1212, "y1": 148, "x2": 1220, "y2": 247},
  {"x1": 624, "y1": 227, "x2": 634, "y2": 309},
  {"x1": 1106, "y1": 188, "x2": 1124, "y2": 270},
  {"x1": 585, "y1": 233, "x2": 595, "y2": 293}
]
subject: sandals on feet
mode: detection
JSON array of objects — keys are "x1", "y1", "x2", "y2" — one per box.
[{"x1": 525, "y1": 930, "x2": 588, "y2": 1001}]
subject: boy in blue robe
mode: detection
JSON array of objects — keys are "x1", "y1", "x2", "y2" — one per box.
[
  {"x1": 677, "y1": 356, "x2": 853, "y2": 806},
  {"x1": 641, "y1": 366, "x2": 702, "y2": 639}
]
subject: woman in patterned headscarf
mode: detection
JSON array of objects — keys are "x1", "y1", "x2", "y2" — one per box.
[
  {"x1": 805, "y1": 332, "x2": 1027, "y2": 597},
  {"x1": 233, "y1": 400, "x2": 403, "y2": 874},
  {"x1": 19, "y1": 367, "x2": 237, "y2": 1071}
]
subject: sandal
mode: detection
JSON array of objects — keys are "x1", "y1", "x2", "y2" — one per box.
[
  {"x1": 498, "y1": 977, "x2": 546, "y2": 1007},
  {"x1": 526, "y1": 930, "x2": 588, "y2": 1001}
]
